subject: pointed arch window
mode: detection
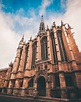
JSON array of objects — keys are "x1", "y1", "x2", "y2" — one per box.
[
  {"x1": 20, "y1": 80, "x2": 23, "y2": 87},
  {"x1": 55, "y1": 74, "x2": 60, "y2": 87},
  {"x1": 32, "y1": 41, "x2": 37, "y2": 68},
  {"x1": 65, "y1": 75, "x2": 74, "y2": 87},
  {"x1": 28, "y1": 78, "x2": 33, "y2": 88},
  {"x1": 50, "y1": 32, "x2": 58, "y2": 63},
  {"x1": 11, "y1": 80, "x2": 15, "y2": 88},
  {"x1": 41, "y1": 36, "x2": 48, "y2": 60},
  {"x1": 57, "y1": 30, "x2": 67, "y2": 62}
]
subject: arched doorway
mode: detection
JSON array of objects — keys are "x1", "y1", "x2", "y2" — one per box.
[{"x1": 37, "y1": 76, "x2": 46, "y2": 96}]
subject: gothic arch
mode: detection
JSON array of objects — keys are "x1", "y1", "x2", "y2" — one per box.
[
  {"x1": 57, "y1": 30, "x2": 67, "y2": 62},
  {"x1": 32, "y1": 41, "x2": 37, "y2": 68},
  {"x1": 32, "y1": 39, "x2": 37, "y2": 45},
  {"x1": 40, "y1": 35, "x2": 47, "y2": 40},
  {"x1": 24, "y1": 45, "x2": 29, "y2": 69},
  {"x1": 28, "y1": 78, "x2": 34, "y2": 88},
  {"x1": 41, "y1": 36, "x2": 48, "y2": 60},
  {"x1": 37, "y1": 75, "x2": 46, "y2": 81},
  {"x1": 65, "y1": 75, "x2": 74, "y2": 87},
  {"x1": 50, "y1": 32, "x2": 58, "y2": 63},
  {"x1": 37, "y1": 76, "x2": 46, "y2": 96}
]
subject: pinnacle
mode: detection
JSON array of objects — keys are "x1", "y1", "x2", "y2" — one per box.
[{"x1": 41, "y1": 15, "x2": 44, "y2": 23}]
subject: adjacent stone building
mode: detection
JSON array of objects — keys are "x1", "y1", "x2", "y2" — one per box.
[
  {"x1": 0, "y1": 16, "x2": 81, "y2": 99},
  {"x1": 0, "y1": 68, "x2": 8, "y2": 91}
]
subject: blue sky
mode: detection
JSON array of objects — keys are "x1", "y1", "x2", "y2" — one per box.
[
  {"x1": 1, "y1": 0, "x2": 66, "y2": 15},
  {"x1": 0, "y1": 0, "x2": 81, "y2": 68},
  {"x1": 0, "y1": 0, "x2": 67, "y2": 34}
]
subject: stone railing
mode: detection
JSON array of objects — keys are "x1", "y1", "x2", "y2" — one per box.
[{"x1": 1, "y1": 87, "x2": 35, "y2": 96}]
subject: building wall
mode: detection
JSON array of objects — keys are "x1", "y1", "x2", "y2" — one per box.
[
  {"x1": 0, "y1": 19, "x2": 81, "y2": 99},
  {"x1": 0, "y1": 68, "x2": 8, "y2": 92}
]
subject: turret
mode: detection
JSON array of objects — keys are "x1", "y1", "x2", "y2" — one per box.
[
  {"x1": 38, "y1": 15, "x2": 45, "y2": 34},
  {"x1": 18, "y1": 35, "x2": 24, "y2": 48}
]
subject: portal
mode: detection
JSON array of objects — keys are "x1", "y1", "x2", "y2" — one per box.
[{"x1": 37, "y1": 76, "x2": 46, "y2": 96}]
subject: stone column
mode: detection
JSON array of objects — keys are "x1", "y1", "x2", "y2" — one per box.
[
  {"x1": 75, "y1": 71, "x2": 81, "y2": 98},
  {"x1": 61, "y1": 25, "x2": 72, "y2": 62},
  {"x1": 51, "y1": 75, "x2": 55, "y2": 88},
  {"x1": 34, "y1": 81, "x2": 37, "y2": 94},
  {"x1": 53, "y1": 25, "x2": 67, "y2": 98},
  {"x1": 47, "y1": 29, "x2": 54, "y2": 63},
  {"x1": 3, "y1": 65, "x2": 12, "y2": 94},
  {"x1": 21, "y1": 78, "x2": 29, "y2": 96},
  {"x1": 66, "y1": 27, "x2": 81, "y2": 93},
  {"x1": 12, "y1": 47, "x2": 22, "y2": 73},
  {"x1": 26, "y1": 39, "x2": 32, "y2": 69},
  {"x1": 4, "y1": 81, "x2": 8, "y2": 88},
  {"x1": 46, "y1": 82, "x2": 50, "y2": 97},
  {"x1": 15, "y1": 44, "x2": 26, "y2": 96},
  {"x1": 52, "y1": 26, "x2": 61, "y2": 67},
  {"x1": 7, "y1": 80, "x2": 13, "y2": 94},
  {"x1": 10, "y1": 47, "x2": 22, "y2": 95},
  {"x1": 36, "y1": 35, "x2": 41, "y2": 62},
  {"x1": 67, "y1": 26, "x2": 79, "y2": 56},
  {"x1": 59, "y1": 73, "x2": 67, "y2": 98},
  {"x1": 13, "y1": 79, "x2": 20, "y2": 95},
  {"x1": 18, "y1": 43, "x2": 26, "y2": 71},
  {"x1": 62, "y1": 24, "x2": 78, "y2": 70},
  {"x1": 66, "y1": 27, "x2": 81, "y2": 94},
  {"x1": 1, "y1": 80, "x2": 8, "y2": 93}
]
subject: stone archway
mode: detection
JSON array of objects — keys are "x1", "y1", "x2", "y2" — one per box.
[{"x1": 37, "y1": 76, "x2": 46, "y2": 96}]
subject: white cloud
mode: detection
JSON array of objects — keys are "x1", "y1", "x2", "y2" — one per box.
[
  {"x1": 0, "y1": 11, "x2": 21, "y2": 68},
  {"x1": 39, "y1": 0, "x2": 53, "y2": 16},
  {"x1": 45, "y1": 0, "x2": 81, "y2": 51},
  {"x1": 64, "y1": 0, "x2": 81, "y2": 51},
  {"x1": 0, "y1": 0, "x2": 81, "y2": 69},
  {"x1": 0, "y1": 9, "x2": 39, "y2": 69},
  {"x1": 61, "y1": 0, "x2": 66, "y2": 9}
]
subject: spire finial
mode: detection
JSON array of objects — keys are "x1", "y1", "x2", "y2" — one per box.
[
  {"x1": 52, "y1": 22, "x2": 56, "y2": 27},
  {"x1": 22, "y1": 35, "x2": 24, "y2": 41},
  {"x1": 47, "y1": 25, "x2": 49, "y2": 30},
  {"x1": 68, "y1": 24, "x2": 71, "y2": 28},
  {"x1": 61, "y1": 20, "x2": 64, "y2": 26},
  {"x1": 30, "y1": 36, "x2": 32, "y2": 41},
  {"x1": 38, "y1": 15, "x2": 45, "y2": 34},
  {"x1": 20, "y1": 35, "x2": 24, "y2": 42},
  {"x1": 18, "y1": 35, "x2": 24, "y2": 47},
  {"x1": 41, "y1": 15, "x2": 44, "y2": 22},
  {"x1": 9, "y1": 61, "x2": 13, "y2": 67}
]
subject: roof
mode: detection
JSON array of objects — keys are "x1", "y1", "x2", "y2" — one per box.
[{"x1": 0, "y1": 67, "x2": 8, "y2": 72}]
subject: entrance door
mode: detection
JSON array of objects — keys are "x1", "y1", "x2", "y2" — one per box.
[{"x1": 37, "y1": 76, "x2": 46, "y2": 96}]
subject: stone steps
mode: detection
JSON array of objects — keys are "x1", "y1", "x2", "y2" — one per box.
[{"x1": 0, "y1": 93, "x2": 81, "y2": 102}]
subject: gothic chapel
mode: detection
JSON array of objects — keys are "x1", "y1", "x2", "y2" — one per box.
[{"x1": 0, "y1": 16, "x2": 81, "y2": 99}]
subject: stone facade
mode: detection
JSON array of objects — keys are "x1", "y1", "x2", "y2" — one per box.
[
  {"x1": 0, "y1": 68, "x2": 8, "y2": 92},
  {"x1": 0, "y1": 16, "x2": 81, "y2": 99}
]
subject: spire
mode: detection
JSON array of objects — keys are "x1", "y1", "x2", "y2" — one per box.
[
  {"x1": 21, "y1": 35, "x2": 24, "y2": 42},
  {"x1": 41, "y1": 15, "x2": 44, "y2": 22},
  {"x1": 68, "y1": 24, "x2": 71, "y2": 28},
  {"x1": 46, "y1": 25, "x2": 49, "y2": 30},
  {"x1": 61, "y1": 20, "x2": 64, "y2": 26},
  {"x1": 30, "y1": 36, "x2": 32, "y2": 41},
  {"x1": 52, "y1": 22, "x2": 56, "y2": 27},
  {"x1": 18, "y1": 35, "x2": 24, "y2": 48},
  {"x1": 38, "y1": 15, "x2": 45, "y2": 34},
  {"x1": 9, "y1": 61, "x2": 13, "y2": 67}
]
